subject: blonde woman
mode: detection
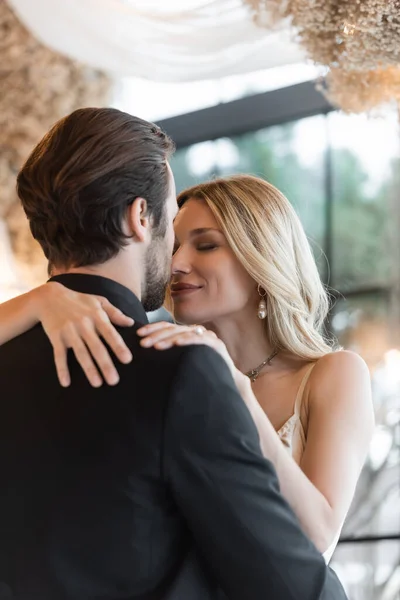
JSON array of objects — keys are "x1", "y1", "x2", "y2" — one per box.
[{"x1": 0, "y1": 175, "x2": 374, "y2": 562}]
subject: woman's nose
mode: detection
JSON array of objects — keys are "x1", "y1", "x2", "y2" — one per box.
[{"x1": 171, "y1": 247, "x2": 192, "y2": 274}]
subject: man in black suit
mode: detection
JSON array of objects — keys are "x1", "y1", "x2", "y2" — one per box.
[{"x1": 0, "y1": 107, "x2": 347, "y2": 599}]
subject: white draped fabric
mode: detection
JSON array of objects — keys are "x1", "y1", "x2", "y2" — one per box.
[{"x1": 7, "y1": 0, "x2": 304, "y2": 81}]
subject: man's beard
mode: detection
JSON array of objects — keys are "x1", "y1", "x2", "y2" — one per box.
[{"x1": 141, "y1": 237, "x2": 170, "y2": 313}]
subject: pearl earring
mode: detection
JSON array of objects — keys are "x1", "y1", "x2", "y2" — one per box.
[{"x1": 257, "y1": 284, "x2": 267, "y2": 320}]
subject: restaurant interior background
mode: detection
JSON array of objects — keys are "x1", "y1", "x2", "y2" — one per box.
[{"x1": 1, "y1": 2, "x2": 399, "y2": 598}]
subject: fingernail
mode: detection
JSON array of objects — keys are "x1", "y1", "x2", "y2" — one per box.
[
  {"x1": 136, "y1": 327, "x2": 147, "y2": 335},
  {"x1": 109, "y1": 373, "x2": 120, "y2": 386},
  {"x1": 93, "y1": 378, "x2": 103, "y2": 387},
  {"x1": 140, "y1": 338, "x2": 151, "y2": 347},
  {"x1": 61, "y1": 378, "x2": 70, "y2": 387},
  {"x1": 121, "y1": 352, "x2": 133, "y2": 363}
]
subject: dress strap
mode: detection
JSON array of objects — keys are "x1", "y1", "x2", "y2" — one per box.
[{"x1": 293, "y1": 362, "x2": 317, "y2": 417}]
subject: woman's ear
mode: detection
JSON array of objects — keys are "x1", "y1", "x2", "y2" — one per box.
[{"x1": 126, "y1": 197, "x2": 150, "y2": 243}]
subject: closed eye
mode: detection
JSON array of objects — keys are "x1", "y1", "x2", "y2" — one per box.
[{"x1": 197, "y1": 244, "x2": 217, "y2": 252}]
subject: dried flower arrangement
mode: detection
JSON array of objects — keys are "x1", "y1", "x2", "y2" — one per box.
[
  {"x1": 0, "y1": 2, "x2": 111, "y2": 286},
  {"x1": 244, "y1": 0, "x2": 400, "y2": 112}
]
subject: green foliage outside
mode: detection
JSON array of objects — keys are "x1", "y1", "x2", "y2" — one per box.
[{"x1": 171, "y1": 118, "x2": 398, "y2": 294}]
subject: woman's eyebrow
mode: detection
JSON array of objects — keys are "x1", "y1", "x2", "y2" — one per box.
[{"x1": 189, "y1": 227, "x2": 222, "y2": 237}]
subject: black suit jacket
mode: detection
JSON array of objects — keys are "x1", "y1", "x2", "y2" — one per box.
[{"x1": 0, "y1": 274, "x2": 347, "y2": 600}]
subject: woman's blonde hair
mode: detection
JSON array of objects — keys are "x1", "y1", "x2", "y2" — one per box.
[{"x1": 175, "y1": 174, "x2": 336, "y2": 360}]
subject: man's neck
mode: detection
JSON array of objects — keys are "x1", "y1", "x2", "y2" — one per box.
[{"x1": 52, "y1": 252, "x2": 142, "y2": 300}]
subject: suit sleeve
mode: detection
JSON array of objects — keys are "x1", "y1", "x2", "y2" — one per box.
[{"x1": 164, "y1": 345, "x2": 347, "y2": 600}]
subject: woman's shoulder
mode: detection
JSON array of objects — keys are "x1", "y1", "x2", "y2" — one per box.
[
  {"x1": 307, "y1": 350, "x2": 372, "y2": 409},
  {"x1": 312, "y1": 349, "x2": 369, "y2": 378},
  {"x1": 304, "y1": 351, "x2": 374, "y2": 465},
  {"x1": 286, "y1": 350, "x2": 368, "y2": 387}
]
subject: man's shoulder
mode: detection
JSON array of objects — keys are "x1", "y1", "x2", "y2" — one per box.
[
  {"x1": 135, "y1": 340, "x2": 226, "y2": 375},
  {"x1": 121, "y1": 325, "x2": 221, "y2": 369},
  {"x1": 125, "y1": 334, "x2": 231, "y2": 395},
  {"x1": 161, "y1": 343, "x2": 235, "y2": 401}
]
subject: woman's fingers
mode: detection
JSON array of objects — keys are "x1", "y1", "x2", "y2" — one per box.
[
  {"x1": 79, "y1": 322, "x2": 121, "y2": 386},
  {"x1": 94, "y1": 311, "x2": 133, "y2": 365},
  {"x1": 136, "y1": 321, "x2": 175, "y2": 337},
  {"x1": 100, "y1": 297, "x2": 134, "y2": 328},
  {"x1": 174, "y1": 333, "x2": 219, "y2": 349},
  {"x1": 62, "y1": 325, "x2": 103, "y2": 388},
  {"x1": 137, "y1": 323, "x2": 217, "y2": 350},
  {"x1": 52, "y1": 319, "x2": 124, "y2": 387},
  {"x1": 42, "y1": 289, "x2": 135, "y2": 386},
  {"x1": 52, "y1": 338, "x2": 71, "y2": 388},
  {"x1": 153, "y1": 331, "x2": 217, "y2": 350},
  {"x1": 137, "y1": 323, "x2": 236, "y2": 379},
  {"x1": 139, "y1": 324, "x2": 192, "y2": 348}
]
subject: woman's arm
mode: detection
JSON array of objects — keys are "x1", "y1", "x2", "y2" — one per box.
[
  {"x1": 0, "y1": 286, "x2": 46, "y2": 345},
  {"x1": 0, "y1": 282, "x2": 134, "y2": 387},
  {"x1": 241, "y1": 351, "x2": 375, "y2": 553}
]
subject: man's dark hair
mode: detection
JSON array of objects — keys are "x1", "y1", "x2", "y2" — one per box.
[{"x1": 17, "y1": 107, "x2": 175, "y2": 268}]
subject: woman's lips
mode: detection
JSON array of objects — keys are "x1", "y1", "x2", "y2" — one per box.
[{"x1": 170, "y1": 285, "x2": 202, "y2": 298}]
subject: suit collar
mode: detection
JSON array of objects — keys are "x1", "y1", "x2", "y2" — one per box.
[{"x1": 48, "y1": 273, "x2": 149, "y2": 324}]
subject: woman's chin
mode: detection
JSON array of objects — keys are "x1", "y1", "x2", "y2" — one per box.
[{"x1": 172, "y1": 306, "x2": 203, "y2": 326}]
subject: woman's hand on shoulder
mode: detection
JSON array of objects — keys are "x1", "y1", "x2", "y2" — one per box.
[
  {"x1": 36, "y1": 282, "x2": 134, "y2": 388},
  {"x1": 137, "y1": 321, "x2": 249, "y2": 390}
]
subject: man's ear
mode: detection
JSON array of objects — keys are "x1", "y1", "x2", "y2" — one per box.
[{"x1": 126, "y1": 197, "x2": 150, "y2": 243}]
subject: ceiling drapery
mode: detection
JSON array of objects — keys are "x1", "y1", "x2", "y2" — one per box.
[
  {"x1": 8, "y1": 0, "x2": 400, "y2": 111},
  {"x1": 7, "y1": 0, "x2": 305, "y2": 82}
]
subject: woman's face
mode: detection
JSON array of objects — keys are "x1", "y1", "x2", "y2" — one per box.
[{"x1": 171, "y1": 197, "x2": 257, "y2": 325}]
